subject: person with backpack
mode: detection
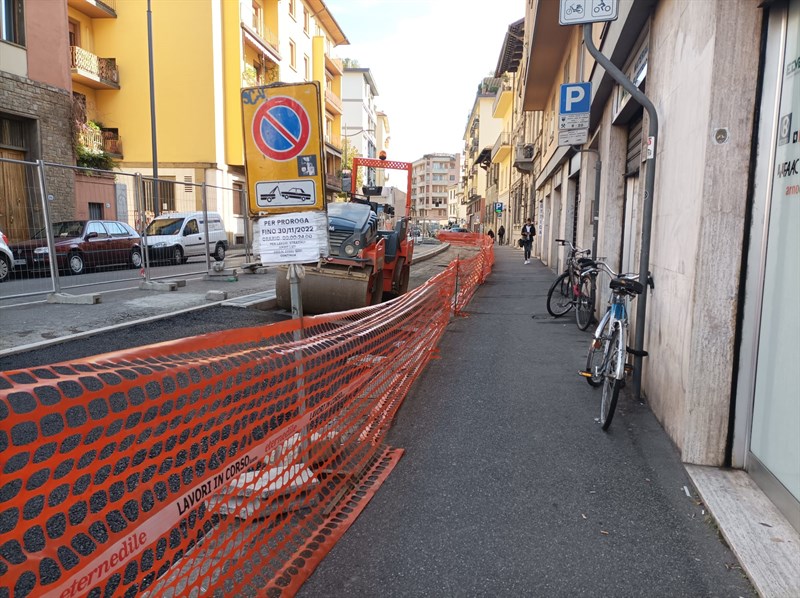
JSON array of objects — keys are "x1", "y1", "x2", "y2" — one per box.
[{"x1": 521, "y1": 218, "x2": 535, "y2": 264}]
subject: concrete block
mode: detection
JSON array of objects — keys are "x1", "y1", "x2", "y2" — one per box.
[
  {"x1": 204, "y1": 270, "x2": 238, "y2": 282},
  {"x1": 46, "y1": 292, "x2": 101, "y2": 305},
  {"x1": 162, "y1": 279, "x2": 187, "y2": 288},
  {"x1": 206, "y1": 290, "x2": 228, "y2": 301},
  {"x1": 139, "y1": 281, "x2": 178, "y2": 292}
]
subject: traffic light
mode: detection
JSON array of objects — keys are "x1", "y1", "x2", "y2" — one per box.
[{"x1": 379, "y1": 150, "x2": 387, "y2": 160}]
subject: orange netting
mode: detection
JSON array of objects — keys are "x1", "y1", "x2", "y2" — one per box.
[{"x1": 0, "y1": 242, "x2": 493, "y2": 598}]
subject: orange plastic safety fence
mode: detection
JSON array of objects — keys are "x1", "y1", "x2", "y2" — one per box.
[{"x1": 0, "y1": 245, "x2": 492, "y2": 598}]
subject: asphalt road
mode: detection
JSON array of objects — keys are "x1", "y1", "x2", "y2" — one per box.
[{"x1": 0, "y1": 243, "x2": 465, "y2": 370}]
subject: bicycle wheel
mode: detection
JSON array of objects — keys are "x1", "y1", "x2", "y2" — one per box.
[
  {"x1": 575, "y1": 275, "x2": 595, "y2": 330},
  {"x1": 546, "y1": 272, "x2": 573, "y2": 317},
  {"x1": 600, "y1": 327, "x2": 622, "y2": 430},
  {"x1": 585, "y1": 322, "x2": 610, "y2": 388}
]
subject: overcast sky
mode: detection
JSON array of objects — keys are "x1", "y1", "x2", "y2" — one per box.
[{"x1": 324, "y1": 0, "x2": 524, "y2": 183}]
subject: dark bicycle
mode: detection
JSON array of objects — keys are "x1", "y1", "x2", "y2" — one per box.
[{"x1": 546, "y1": 239, "x2": 593, "y2": 325}]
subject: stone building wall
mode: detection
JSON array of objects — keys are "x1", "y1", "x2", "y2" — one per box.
[{"x1": 0, "y1": 71, "x2": 76, "y2": 226}]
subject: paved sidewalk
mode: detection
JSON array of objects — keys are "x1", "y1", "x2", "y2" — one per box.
[{"x1": 299, "y1": 245, "x2": 759, "y2": 597}]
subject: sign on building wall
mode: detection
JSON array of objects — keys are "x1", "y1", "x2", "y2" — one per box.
[
  {"x1": 559, "y1": 0, "x2": 619, "y2": 26},
  {"x1": 242, "y1": 82, "x2": 327, "y2": 217}
]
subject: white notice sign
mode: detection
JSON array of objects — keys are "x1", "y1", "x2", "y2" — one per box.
[
  {"x1": 258, "y1": 211, "x2": 329, "y2": 264},
  {"x1": 558, "y1": 129, "x2": 589, "y2": 147}
]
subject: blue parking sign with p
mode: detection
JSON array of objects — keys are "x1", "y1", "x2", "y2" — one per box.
[{"x1": 560, "y1": 82, "x2": 591, "y2": 114}]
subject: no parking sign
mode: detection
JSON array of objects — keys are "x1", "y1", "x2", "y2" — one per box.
[{"x1": 242, "y1": 82, "x2": 326, "y2": 216}]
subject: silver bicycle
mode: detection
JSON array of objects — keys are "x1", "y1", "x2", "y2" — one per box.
[{"x1": 579, "y1": 261, "x2": 647, "y2": 430}]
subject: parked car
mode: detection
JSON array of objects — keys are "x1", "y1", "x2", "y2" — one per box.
[
  {"x1": 449, "y1": 227, "x2": 469, "y2": 233},
  {"x1": 11, "y1": 220, "x2": 143, "y2": 276},
  {"x1": 143, "y1": 211, "x2": 228, "y2": 265},
  {"x1": 0, "y1": 230, "x2": 13, "y2": 282}
]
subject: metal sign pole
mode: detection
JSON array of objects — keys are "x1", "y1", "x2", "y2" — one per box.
[{"x1": 582, "y1": 23, "x2": 658, "y2": 401}]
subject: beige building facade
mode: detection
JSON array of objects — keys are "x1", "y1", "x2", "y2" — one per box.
[{"x1": 512, "y1": 0, "x2": 798, "y2": 540}]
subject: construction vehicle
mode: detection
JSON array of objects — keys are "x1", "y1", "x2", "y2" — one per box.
[{"x1": 275, "y1": 157, "x2": 413, "y2": 314}]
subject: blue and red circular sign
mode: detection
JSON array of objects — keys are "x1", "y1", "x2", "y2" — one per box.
[{"x1": 252, "y1": 96, "x2": 311, "y2": 161}]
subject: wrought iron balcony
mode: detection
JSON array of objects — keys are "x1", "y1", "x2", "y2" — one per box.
[
  {"x1": 70, "y1": 46, "x2": 119, "y2": 90},
  {"x1": 102, "y1": 129, "x2": 122, "y2": 156}
]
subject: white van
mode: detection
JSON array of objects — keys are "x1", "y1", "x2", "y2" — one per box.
[{"x1": 144, "y1": 211, "x2": 228, "y2": 265}]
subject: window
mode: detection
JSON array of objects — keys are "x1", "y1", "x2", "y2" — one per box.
[
  {"x1": 304, "y1": 55, "x2": 310, "y2": 80},
  {"x1": 184, "y1": 219, "x2": 199, "y2": 235},
  {"x1": 289, "y1": 39, "x2": 296, "y2": 70},
  {"x1": 88, "y1": 203, "x2": 104, "y2": 220},
  {"x1": 288, "y1": 0, "x2": 295, "y2": 19},
  {"x1": 86, "y1": 221, "x2": 108, "y2": 238},
  {"x1": 68, "y1": 19, "x2": 80, "y2": 47},
  {"x1": 1, "y1": 0, "x2": 25, "y2": 46},
  {"x1": 232, "y1": 182, "x2": 244, "y2": 216},
  {"x1": 144, "y1": 177, "x2": 176, "y2": 212},
  {"x1": 251, "y1": 1, "x2": 262, "y2": 37},
  {"x1": 303, "y1": 7, "x2": 309, "y2": 34}
]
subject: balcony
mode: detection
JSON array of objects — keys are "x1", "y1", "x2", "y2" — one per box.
[
  {"x1": 326, "y1": 173, "x2": 343, "y2": 193},
  {"x1": 325, "y1": 54, "x2": 343, "y2": 75},
  {"x1": 76, "y1": 123, "x2": 102, "y2": 153},
  {"x1": 241, "y1": 22, "x2": 281, "y2": 63},
  {"x1": 325, "y1": 89, "x2": 343, "y2": 115},
  {"x1": 67, "y1": 0, "x2": 116, "y2": 18},
  {"x1": 492, "y1": 81, "x2": 512, "y2": 117},
  {"x1": 70, "y1": 46, "x2": 119, "y2": 89},
  {"x1": 101, "y1": 129, "x2": 122, "y2": 157},
  {"x1": 491, "y1": 131, "x2": 511, "y2": 162}
]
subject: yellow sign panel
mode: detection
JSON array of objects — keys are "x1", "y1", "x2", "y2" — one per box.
[{"x1": 242, "y1": 82, "x2": 326, "y2": 216}]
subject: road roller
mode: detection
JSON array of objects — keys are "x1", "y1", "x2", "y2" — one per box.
[{"x1": 275, "y1": 157, "x2": 414, "y2": 314}]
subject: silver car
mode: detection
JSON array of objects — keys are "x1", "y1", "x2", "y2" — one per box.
[{"x1": 0, "y1": 230, "x2": 13, "y2": 282}]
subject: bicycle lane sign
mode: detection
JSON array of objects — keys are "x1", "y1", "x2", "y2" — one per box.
[{"x1": 559, "y1": 0, "x2": 618, "y2": 26}]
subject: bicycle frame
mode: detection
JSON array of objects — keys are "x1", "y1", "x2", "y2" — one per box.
[{"x1": 592, "y1": 296, "x2": 628, "y2": 380}]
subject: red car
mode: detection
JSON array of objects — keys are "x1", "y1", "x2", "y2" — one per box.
[{"x1": 11, "y1": 220, "x2": 143, "y2": 276}]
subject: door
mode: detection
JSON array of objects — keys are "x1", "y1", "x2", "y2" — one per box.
[
  {"x1": 737, "y1": 0, "x2": 800, "y2": 532},
  {"x1": 0, "y1": 149, "x2": 29, "y2": 240},
  {"x1": 182, "y1": 218, "x2": 204, "y2": 256}
]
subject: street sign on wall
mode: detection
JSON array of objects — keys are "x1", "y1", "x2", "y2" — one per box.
[
  {"x1": 558, "y1": 82, "x2": 591, "y2": 146},
  {"x1": 242, "y1": 82, "x2": 326, "y2": 216},
  {"x1": 558, "y1": 129, "x2": 589, "y2": 146},
  {"x1": 559, "y1": 0, "x2": 619, "y2": 26}
]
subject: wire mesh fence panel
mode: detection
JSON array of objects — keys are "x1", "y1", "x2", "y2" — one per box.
[{"x1": 0, "y1": 241, "x2": 495, "y2": 597}]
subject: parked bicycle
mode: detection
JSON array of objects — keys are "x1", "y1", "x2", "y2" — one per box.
[
  {"x1": 546, "y1": 239, "x2": 594, "y2": 330},
  {"x1": 579, "y1": 260, "x2": 649, "y2": 430}
]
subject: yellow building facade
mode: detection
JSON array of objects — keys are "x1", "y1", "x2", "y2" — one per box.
[{"x1": 67, "y1": 0, "x2": 346, "y2": 242}]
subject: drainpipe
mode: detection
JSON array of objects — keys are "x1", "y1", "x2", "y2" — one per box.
[{"x1": 583, "y1": 24, "x2": 659, "y2": 402}]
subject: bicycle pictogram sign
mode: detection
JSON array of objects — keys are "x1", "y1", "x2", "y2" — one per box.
[{"x1": 252, "y1": 96, "x2": 311, "y2": 161}]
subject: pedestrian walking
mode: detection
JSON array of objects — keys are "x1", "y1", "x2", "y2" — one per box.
[
  {"x1": 497, "y1": 225, "x2": 505, "y2": 246},
  {"x1": 521, "y1": 218, "x2": 535, "y2": 264}
]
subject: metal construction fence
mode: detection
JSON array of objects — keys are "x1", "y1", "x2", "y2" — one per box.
[
  {"x1": 0, "y1": 157, "x2": 246, "y2": 300},
  {"x1": 0, "y1": 238, "x2": 494, "y2": 597}
]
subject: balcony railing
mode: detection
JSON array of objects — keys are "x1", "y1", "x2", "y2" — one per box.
[
  {"x1": 492, "y1": 81, "x2": 513, "y2": 116},
  {"x1": 325, "y1": 89, "x2": 343, "y2": 114},
  {"x1": 325, "y1": 54, "x2": 343, "y2": 75},
  {"x1": 102, "y1": 130, "x2": 122, "y2": 156},
  {"x1": 492, "y1": 131, "x2": 511, "y2": 160},
  {"x1": 70, "y1": 46, "x2": 119, "y2": 89},
  {"x1": 76, "y1": 123, "x2": 103, "y2": 154},
  {"x1": 326, "y1": 173, "x2": 343, "y2": 192}
]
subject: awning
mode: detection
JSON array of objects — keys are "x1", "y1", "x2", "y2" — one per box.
[
  {"x1": 495, "y1": 18, "x2": 524, "y2": 76},
  {"x1": 476, "y1": 148, "x2": 493, "y2": 170}
]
